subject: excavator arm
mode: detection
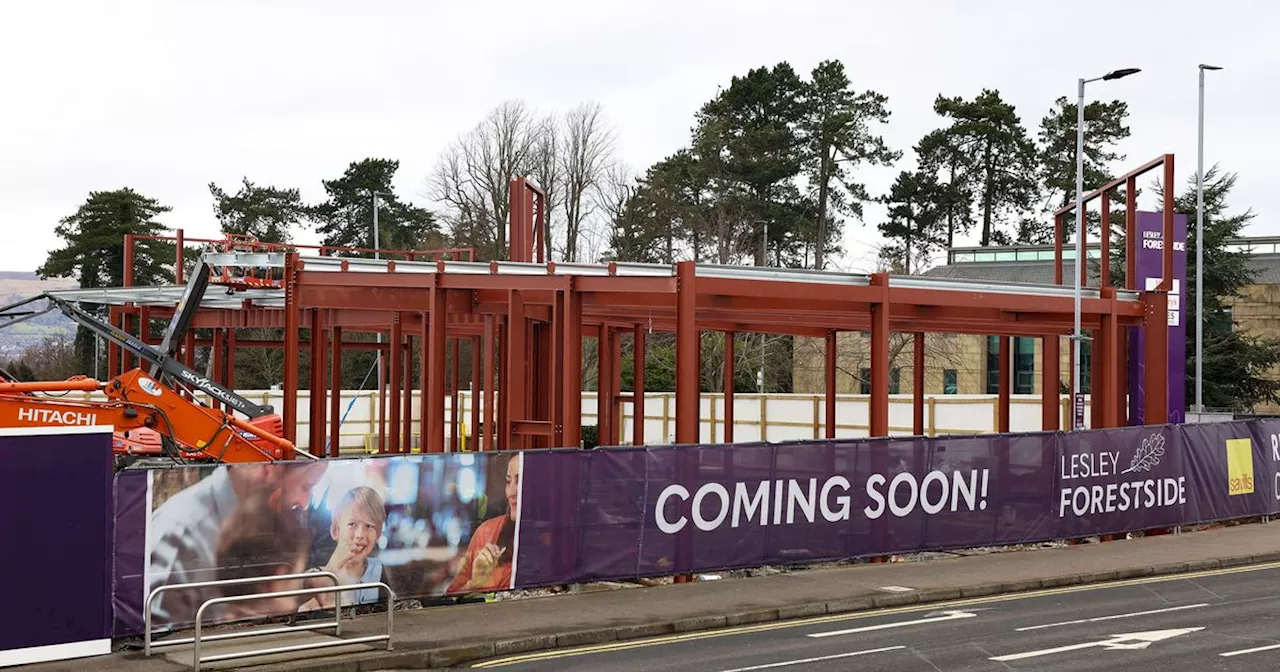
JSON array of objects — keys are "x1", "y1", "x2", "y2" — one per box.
[{"x1": 0, "y1": 369, "x2": 297, "y2": 462}]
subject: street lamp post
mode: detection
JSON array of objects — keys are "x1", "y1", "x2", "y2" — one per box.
[
  {"x1": 1196, "y1": 64, "x2": 1223, "y2": 415},
  {"x1": 1073, "y1": 67, "x2": 1141, "y2": 430}
]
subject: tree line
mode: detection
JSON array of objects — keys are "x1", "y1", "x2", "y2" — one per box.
[{"x1": 27, "y1": 57, "x2": 1280, "y2": 411}]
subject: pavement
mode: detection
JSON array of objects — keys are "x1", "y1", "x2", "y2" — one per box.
[{"x1": 21, "y1": 520, "x2": 1280, "y2": 672}]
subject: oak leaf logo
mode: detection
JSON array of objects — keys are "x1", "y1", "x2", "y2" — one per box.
[{"x1": 1122, "y1": 433, "x2": 1165, "y2": 474}]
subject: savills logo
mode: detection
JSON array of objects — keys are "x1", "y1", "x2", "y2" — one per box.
[{"x1": 1226, "y1": 438, "x2": 1255, "y2": 496}]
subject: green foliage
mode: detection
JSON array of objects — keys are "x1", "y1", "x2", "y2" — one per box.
[
  {"x1": 928, "y1": 90, "x2": 1039, "y2": 246},
  {"x1": 799, "y1": 59, "x2": 899, "y2": 269},
  {"x1": 39, "y1": 188, "x2": 174, "y2": 373},
  {"x1": 915, "y1": 128, "x2": 975, "y2": 249},
  {"x1": 1037, "y1": 96, "x2": 1131, "y2": 238},
  {"x1": 1165, "y1": 166, "x2": 1280, "y2": 411},
  {"x1": 312, "y1": 159, "x2": 442, "y2": 255},
  {"x1": 209, "y1": 178, "x2": 308, "y2": 244},
  {"x1": 879, "y1": 170, "x2": 947, "y2": 274}
]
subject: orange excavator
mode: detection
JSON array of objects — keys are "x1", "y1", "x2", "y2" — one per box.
[{"x1": 0, "y1": 250, "x2": 306, "y2": 467}]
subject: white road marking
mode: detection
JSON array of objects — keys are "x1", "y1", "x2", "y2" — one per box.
[
  {"x1": 990, "y1": 628, "x2": 1204, "y2": 662},
  {"x1": 1015, "y1": 603, "x2": 1211, "y2": 631},
  {"x1": 1220, "y1": 642, "x2": 1280, "y2": 657},
  {"x1": 718, "y1": 646, "x2": 905, "y2": 672},
  {"x1": 807, "y1": 609, "x2": 977, "y2": 638}
]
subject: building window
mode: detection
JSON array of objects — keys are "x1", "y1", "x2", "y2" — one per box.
[
  {"x1": 1015, "y1": 337, "x2": 1035, "y2": 394},
  {"x1": 943, "y1": 369, "x2": 958, "y2": 394},
  {"x1": 859, "y1": 368, "x2": 871, "y2": 395},
  {"x1": 890, "y1": 368, "x2": 901, "y2": 394},
  {"x1": 1080, "y1": 341, "x2": 1092, "y2": 394}
]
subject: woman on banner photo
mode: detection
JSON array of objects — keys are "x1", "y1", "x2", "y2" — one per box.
[{"x1": 448, "y1": 453, "x2": 521, "y2": 594}]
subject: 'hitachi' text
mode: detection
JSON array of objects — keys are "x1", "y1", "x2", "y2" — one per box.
[{"x1": 16, "y1": 408, "x2": 98, "y2": 426}]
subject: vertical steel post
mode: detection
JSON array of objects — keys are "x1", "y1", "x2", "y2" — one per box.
[
  {"x1": 226, "y1": 329, "x2": 237, "y2": 390},
  {"x1": 211, "y1": 329, "x2": 225, "y2": 412},
  {"x1": 427, "y1": 288, "x2": 447, "y2": 452},
  {"x1": 505, "y1": 292, "x2": 525, "y2": 450},
  {"x1": 998, "y1": 335, "x2": 1011, "y2": 433},
  {"x1": 913, "y1": 332, "x2": 925, "y2": 436},
  {"x1": 419, "y1": 314, "x2": 429, "y2": 453},
  {"x1": 597, "y1": 327, "x2": 613, "y2": 447},
  {"x1": 1054, "y1": 214, "x2": 1065, "y2": 285},
  {"x1": 1144, "y1": 292, "x2": 1170, "y2": 425},
  {"x1": 869, "y1": 274, "x2": 890, "y2": 437},
  {"x1": 1100, "y1": 191, "x2": 1112, "y2": 289},
  {"x1": 675, "y1": 262, "x2": 700, "y2": 444},
  {"x1": 1042, "y1": 334, "x2": 1060, "y2": 431},
  {"x1": 612, "y1": 332, "x2": 623, "y2": 444},
  {"x1": 330, "y1": 326, "x2": 343, "y2": 457},
  {"x1": 1126, "y1": 177, "x2": 1138, "y2": 290},
  {"x1": 283, "y1": 253, "x2": 300, "y2": 445},
  {"x1": 451, "y1": 339, "x2": 461, "y2": 452},
  {"x1": 483, "y1": 314, "x2": 496, "y2": 451},
  {"x1": 471, "y1": 336, "x2": 481, "y2": 452},
  {"x1": 723, "y1": 332, "x2": 735, "y2": 443},
  {"x1": 825, "y1": 330, "x2": 837, "y2": 439},
  {"x1": 632, "y1": 323, "x2": 645, "y2": 446},
  {"x1": 309, "y1": 311, "x2": 326, "y2": 455},
  {"x1": 389, "y1": 313, "x2": 402, "y2": 453},
  {"x1": 562, "y1": 289, "x2": 583, "y2": 449},
  {"x1": 1091, "y1": 326, "x2": 1104, "y2": 429},
  {"x1": 175, "y1": 228, "x2": 185, "y2": 284},
  {"x1": 402, "y1": 339, "x2": 413, "y2": 452}
]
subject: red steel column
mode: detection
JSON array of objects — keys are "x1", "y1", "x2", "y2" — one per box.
[
  {"x1": 389, "y1": 312, "x2": 403, "y2": 453},
  {"x1": 633, "y1": 323, "x2": 645, "y2": 446},
  {"x1": 471, "y1": 336, "x2": 482, "y2": 451},
  {"x1": 1100, "y1": 191, "x2": 1112, "y2": 288},
  {"x1": 913, "y1": 332, "x2": 925, "y2": 436},
  {"x1": 551, "y1": 293, "x2": 566, "y2": 448},
  {"x1": 675, "y1": 261, "x2": 700, "y2": 444},
  {"x1": 1100, "y1": 293, "x2": 1120, "y2": 429},
  {"x1": 998, "y1": 335, "x2": 1011, "y2": 433},
  {"x1": 497, "y1": 320, "x2": 508, "y2": 449},
  {"x1": 1091, "y1": 327, "x2": 1105, "y2": 429},
  {"x1": 175, "y1": 228, "x2": 185, "y2": 284},
  {"x1": 597, "y1": 327, "x2": 613, "y2": 447},
  {"x1": 107, "y1": 306, "x2": 120, "y2": 377},
  {"x1": 211, "y1": 329, "x2": 225, "y2": 412},
  {"x1": 1126, "y1": 176, "x2": 1138, "y2": 290},
  {"x1": 1144, "y1": 292, "x2": 1170, "y2": 425},
  {"x1": 419, "y1": 313, "x2": 429, "y2": 452},
  {"x1": 402, "y1": 339, "x2": 413, "y2": 452},
  {"x1": 451, "y1": 339, "x2": 462, "y2": 452},
  {"x1": 1043, "y1": 334, "x2": 1060, "y2": 431},
  {"x1": 563, "y1": 290, "x2": 583, "y2": 448},
  {"x1": 483, "y1": 314, "x2": 496, "y2": 451},
  {"x1": 869, "y1": 275, "x2": 890, "y2": 437},
  {"x1": 309, "y1": 310, "x2": 326, "y2": 455},
  {"x1": 226, "y1": 329, "x2": 237, "y2": 390},
  {"x1": 825, "y1": 331, "x2": 838, "y2": 439},
  {"x1": 505, "y1": 292, "x2": 526, "y2": 450},
  {"x1": 283, "y1": 253, "x2": 300, "y2": 445},
  {"x1": 1054, "y1": 214, "x2": 1064, "y2": 285},
  {"x1": 723, "y1": 332, "x2": 735, "y2": 443},
  {"x1": 1116, "y1": 327, "x2": 1129, "y2": 427},
  {"x1": 1161, "y1": 155, "x2": 1176, "y2": 292},
  {"x1": 330, "y1": 326, "x2": 343, "y2": 457},
  {"x1": 612, "y1": 331, "x2": 623, "y2": 444},
  {"x1": 123, "y1": 234, "x2": 135, "y2": 287},
  {"x1": 1079, "y1": 202, "x2": 1088, "y2": 289},
  {"x1": 427, "y1": 287, "x2": 448, "y2": 452}
]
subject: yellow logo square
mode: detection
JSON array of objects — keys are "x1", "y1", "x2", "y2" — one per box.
[{"x1": 1226, "y1": 438, "x2": 1255, "y2": 496}]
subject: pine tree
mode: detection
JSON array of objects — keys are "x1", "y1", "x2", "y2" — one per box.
[
  {"x1": 209, "y1": 178, "x2": 309, "y2": 244},
  {"x1": 879, "y1": 170, "x2": 947, "y2": 274},
  {"x1": 1037, "y1": 96, "x2": 1131, "y2": 237},
  {"x1": 312, "y1": 159, "x2": 441, "y2": 255}
]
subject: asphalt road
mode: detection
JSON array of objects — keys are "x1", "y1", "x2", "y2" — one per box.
[{"x1": 465, "y1": 561, "x2": 1280, "y2": 671}]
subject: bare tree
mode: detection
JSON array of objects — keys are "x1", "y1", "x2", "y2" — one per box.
[
  {"x1": 528, "y1": 113, "x2": 563, "y2": 261},
  {"x1": 560, "y1": 102, "x2": 617, "y2": 262},
  {"x1": 429, "y1": 100, "x2": 541, "y2": 260}
]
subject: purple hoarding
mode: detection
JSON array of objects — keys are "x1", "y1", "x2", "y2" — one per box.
[{"x1": 1128, "y1": 210, "x2": 1188, "y2": 425}]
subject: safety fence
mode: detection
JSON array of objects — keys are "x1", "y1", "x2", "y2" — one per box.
[{"x1": 109, "y1": 419, "x2": 1280, "y2": 638}]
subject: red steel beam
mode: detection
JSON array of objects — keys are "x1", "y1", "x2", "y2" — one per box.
[
  {"x1": 723, "y1": 332, "x2": 735, "y2": 443},
  {"x1": 675, "y1": 262, "x2": 700, "y2": 444},
  {"x1": 869, "y1": 274, "x2": 890, "y2": 437},
  {"x1": 825, "y1": 330, "x2": 837, "y2": 439},
  {"x1": 913, "y1": 332, "x2": 925, "y2": 436},
  {"x1": 330, "y1": 326, "x2": 343, "y2": 458},
  {"x1": 998, "y1": 335, "x2": 1011, "y2": 433}
]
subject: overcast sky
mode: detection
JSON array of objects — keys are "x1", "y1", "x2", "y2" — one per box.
[{"x1": 2, "y1": 0, "x2": 1275, "y2": 277}]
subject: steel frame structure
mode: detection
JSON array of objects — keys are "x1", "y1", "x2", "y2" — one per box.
[{"x1": 74, "y1": 157, "x2": 1175, "y2": 456}]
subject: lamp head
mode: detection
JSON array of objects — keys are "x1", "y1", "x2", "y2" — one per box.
[
  {"x1": 1200, "y1": 64, "x2": 1223, "y2": 71},
  {"x1": 1103, "y1": 68, "x2": 1142, "y2": 80}
]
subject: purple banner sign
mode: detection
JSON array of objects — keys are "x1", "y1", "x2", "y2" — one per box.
[
  {"x1": 514, "y1": 420, "x2": 1280, "y2": 586},
  {"x1": 1129, "y1": 210, "x2": 1188, "y2": 425}
]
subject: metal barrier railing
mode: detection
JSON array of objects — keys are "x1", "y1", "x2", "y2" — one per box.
[
  {"x1": 144, "y1": 570, "x2": 340, "y2": 656},
  {"x1": 192, "y1": 582, "x2": 394, "y2": 672}
]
